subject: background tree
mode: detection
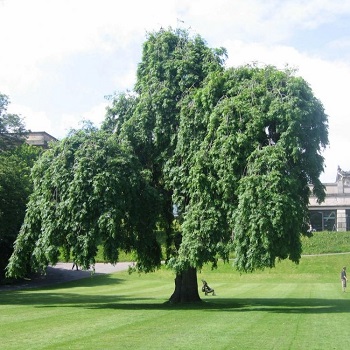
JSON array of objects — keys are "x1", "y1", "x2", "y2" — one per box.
[
  {"x1": 0, "y1": 93, "x2": 27, "y2": 151},
  {"x1": 0, "y1": 143, "x2": 40, "y2": 278},
  {"x1": 7, "y1": 29, "x2": 328, "y2": 303},
  {"x1": 6, "y1": 126, "x2": 161, "y2": 277},
  {"x1": 0, "y1": 93, "x2": 38, "y2": 279}
]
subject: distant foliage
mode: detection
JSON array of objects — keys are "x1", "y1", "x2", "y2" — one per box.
[
  {"x1": 0, "y1": 144, "x2": 40, "y2": 277},
  {"x1": 0, "y1": 93, "x2": 27, "y2": 151}
]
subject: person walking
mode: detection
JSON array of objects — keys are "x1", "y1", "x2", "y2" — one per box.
[{"x1": 340, "y1": 266, "x2": 347, "y2": 292}]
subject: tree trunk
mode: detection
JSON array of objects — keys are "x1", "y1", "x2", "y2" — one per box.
[{"x1": 168, "y1": 266, "x2": 201, "y2": 303}]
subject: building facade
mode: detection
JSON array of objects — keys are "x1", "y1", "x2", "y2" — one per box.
[
  {"x1": 309, "y1": 167, "x2": 350, "y2": 231},
  {"x1": 26, "y1": 131, "x2": 57, "y2": 149}
]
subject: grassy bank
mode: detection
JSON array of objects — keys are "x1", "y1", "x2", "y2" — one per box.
[
  {"x1": 1, "y1": 253, "x2": 350, "y2": 350},
  {"x1": 301, "y1": 230, "x2": 350, "y2": 254},
  {"x1": 2, "y1": 231, "x2": 350, "y2": 349}
]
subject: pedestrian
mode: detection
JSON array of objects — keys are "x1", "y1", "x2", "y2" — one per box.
[
  {"x1": 340, "y1": 266, "x2": 347, "y2": 292},
  {"x1": 72, "y1": 261, "x2": 78, "y2": 270}
]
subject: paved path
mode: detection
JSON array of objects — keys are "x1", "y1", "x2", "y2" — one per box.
[
  {"x1": 0, "y1": 262, "x2": 132, "y2": 292},
  {"x1": 302, "y1": 251, "x2": 350, "y2": 257}
]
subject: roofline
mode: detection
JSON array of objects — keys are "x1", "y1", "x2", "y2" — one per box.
[{"x1": 27, "y1": 131, "x2": 58, "y2": 140}]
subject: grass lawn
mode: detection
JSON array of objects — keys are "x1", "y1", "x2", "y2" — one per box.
[
  {"x1": 301, "y1": 230, "x2": 350, "y2": 255},
  {"x1": 1, "y1": 253, "x2": 350, "y2": 349}
]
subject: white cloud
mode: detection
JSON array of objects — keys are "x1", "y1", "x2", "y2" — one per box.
[
  {"x1": 179, "y1": 0, "x2": 350, "y2": 47},
  {"x1": 7, "y1": 101, "x2": 108, "y2": 140},
  {"x1": 60, "y1": 102, "x2": 109, "y2": 136},
  {"x1": 7, "y1": 104, "x2": 55, "y2": 134},
  {"x1": 0, "y1": 0, "x2": 178, "y2": 93},
  {"x1": 110, "y1": 66, "x2": 138, "y2": 95},
  {"x1": 2, "y1": 0, "x2": 350, "y2": 183},
  {"x1": 3, "y1": 0, "x2": 179, "y2": 55},
  {"x1": 271, "y1": 0, "x2": 350, "y2": 30}
]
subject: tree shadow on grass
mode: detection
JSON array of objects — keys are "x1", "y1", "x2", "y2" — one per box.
[
  {"x1": 102, "y1": 297, "x2": 350, "y2": 314},
  {"x1": 1, "y1": 269, "x2": 349, "y2": 314},
  {"x1": 0, "y1": 267, "x2": 123, "y2": 292},
  {"x1": 1, "y1": 283, "x2": 350, "y2": 314},
  {"x1": 0, "y1": 272, "x2": 125, "y2": 295},
  {"x1": 204, "y1": 297, "x2": 350, "y2": 314}
]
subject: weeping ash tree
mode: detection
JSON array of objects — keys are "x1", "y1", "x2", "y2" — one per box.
[{"x1": 7, "y1": 29, "x2": 328, "y2": 303}]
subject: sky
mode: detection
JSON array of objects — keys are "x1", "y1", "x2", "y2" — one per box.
[{"x1": 1, "y1": 0, "x2": 350, "y2": 183}]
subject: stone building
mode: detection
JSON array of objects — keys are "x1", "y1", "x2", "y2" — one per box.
[
  {"x1": 309, "y1": 167, "x2": 350, "y2": 231},
  {"x1": 25, "y1": 131, "x2": 57, "y2": 149}
]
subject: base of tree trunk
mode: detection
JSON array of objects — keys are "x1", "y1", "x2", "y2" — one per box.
[{"x1": 168, "y1": 266, "x2": 201, "y2": 303}]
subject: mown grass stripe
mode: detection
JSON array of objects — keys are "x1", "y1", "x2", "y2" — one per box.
[{"x1": 2, "y1": 254, "x2": 350, "y2": 349}]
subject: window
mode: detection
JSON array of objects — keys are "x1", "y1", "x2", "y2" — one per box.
[{"x1": 309, "y1": 210, "x2": 337, "y2": 231}]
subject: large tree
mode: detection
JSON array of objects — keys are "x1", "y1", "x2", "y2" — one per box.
[
  {"x1": 103, "y1": 29, "x2": 227, "y2": 302},
  {"x1": 7, "y1": 29, "x2": 328, "y2": 302}
]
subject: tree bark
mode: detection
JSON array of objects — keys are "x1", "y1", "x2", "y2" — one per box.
[{"x1": 168, "y1": 266, "x2": 201, "y2": 303}]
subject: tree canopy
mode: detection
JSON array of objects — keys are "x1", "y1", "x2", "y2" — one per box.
[
  {"x1": 167, "y1": 65, "x2": 328, "y2": 274},
  {"x1": 6, "y1": 29, "x2": 328, "y2": 302}
]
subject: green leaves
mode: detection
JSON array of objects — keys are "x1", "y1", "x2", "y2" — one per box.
[
  {"x1": 233, "y1": 146, "x2": 307, "y2": 272},
  {"x1": 0, "y1": 144, "x2": 40, "y2": 277},
  {"x1": 7, "y1": 29, "x2": 329, "y2": 280},
  {"x1": 167, "y1": 63, "x2": 328, "y2": 272},
  {"x1": 0, "y1": 93, "x2": 28, "y2": 151},
  {"x1": 7, "y1": 128, "x2": 161, "y2": 278}
]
